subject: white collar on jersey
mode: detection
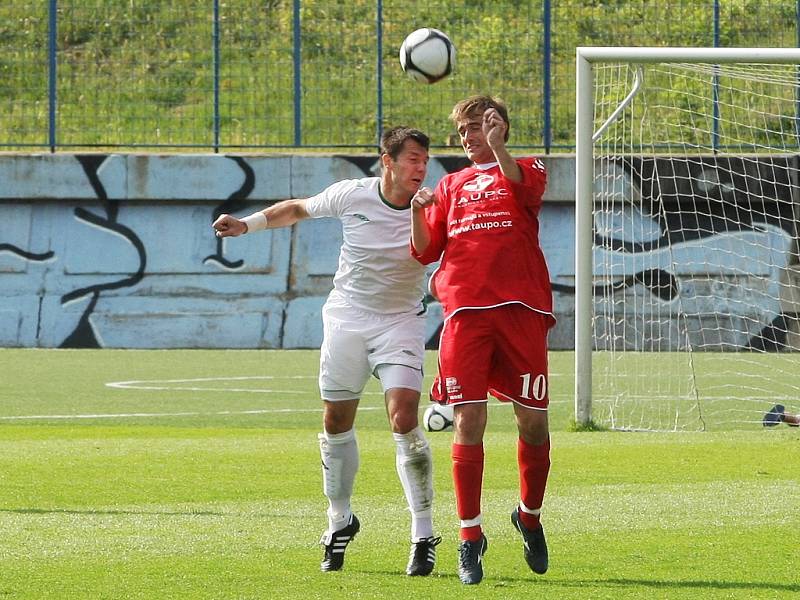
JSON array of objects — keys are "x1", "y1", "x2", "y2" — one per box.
[{"x1": 474, "y1": 161, "x2": 499, "y2": 170}]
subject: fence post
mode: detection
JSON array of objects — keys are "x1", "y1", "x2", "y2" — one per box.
[
  {"x1": 542, "y1": 0, "x2": 552, "y2": 154},
  {"x1": 213, "y1": 0, "x2": 221, "y2": 152},
  {"x1": 376, "y1": 0, "x2": 384, "y2": 150},
  {"x1": 293, "y1": 0, "x2": 302, "y2": 147},
  {"x1": 48, "y1": 0, "x2": 57, "y2": 152}
]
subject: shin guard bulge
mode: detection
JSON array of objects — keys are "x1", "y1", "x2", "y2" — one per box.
[
  {"x1": 394, "y1": 427, "x2": 434, "y2": 541},
  {"x1": 319, "y1": 428, "x2": 359, "y2": 536}
]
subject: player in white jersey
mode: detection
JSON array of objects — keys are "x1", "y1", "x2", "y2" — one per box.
[{"x1": 212, "y1": 127, "x2": 440, "y2": 576}]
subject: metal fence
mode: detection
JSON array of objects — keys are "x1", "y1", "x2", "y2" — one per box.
[{"x1": 2, "y1": 0, "x2": 799, "y2": 153}]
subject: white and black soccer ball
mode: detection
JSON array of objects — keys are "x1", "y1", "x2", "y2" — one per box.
[
  {"x1": 399, "y1": 28, "x2": 456, "y2": 84},
  {"x1": 423, "y1": 403, "x2": 455, "y2": 432}
]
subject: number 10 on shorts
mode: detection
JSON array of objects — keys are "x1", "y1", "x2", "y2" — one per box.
[{"x1": 520, "y1": 372, "x2": 547, "y2": 401}]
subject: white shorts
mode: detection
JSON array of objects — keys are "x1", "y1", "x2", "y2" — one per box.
[{"x1": 319, "y1": 293, "x2": 426, "y2": 401}]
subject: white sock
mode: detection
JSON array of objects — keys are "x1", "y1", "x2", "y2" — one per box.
[
  {"x1": 394, "y1": 427, "x2": 434, "y2": 541},
  {"x1": 319, "y1": 428, "x2": 359, "y2": 539}
]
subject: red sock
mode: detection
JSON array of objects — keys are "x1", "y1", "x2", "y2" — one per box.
[
  {"x1": 452, "y1": 442, "x2": 484, "y2": 541},
  {"x1": 517, "y1": 436, "x2": 550, "y2": 530}
]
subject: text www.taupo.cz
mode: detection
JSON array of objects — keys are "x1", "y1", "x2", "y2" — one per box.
[{"x1": 449, "y1": 220, "x2": 513, "y2": 236}]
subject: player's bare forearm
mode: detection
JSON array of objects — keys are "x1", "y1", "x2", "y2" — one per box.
[
  {"x1": 411, "y1": 207, "x2": 431, "y2": 254},
  {"x1": 212, "y1": 199, "x2": 310, "y2": 238},
  {"x1": 410, "y1": 188, "x2": 433, "y2": 254},
  {"x1": 483, "y1": 108, "x2": 522, "y2": 182},
  {"x1": 263, "y1": 199, "x2": 310, "y2": 228},
  {"x1": 492, "y1": 144, "x2": 522, "y2": 182}
]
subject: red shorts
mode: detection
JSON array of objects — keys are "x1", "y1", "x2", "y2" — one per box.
[{"x1": 431, "y1": 304, "x2": 554, "y2": 409}]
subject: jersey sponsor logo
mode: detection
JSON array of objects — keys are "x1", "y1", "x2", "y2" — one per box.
[
  {"x1": 448, "y1": 210, "x2": 514, "y2": 236},
  {"x1": 462, "y1": 173, "x2": 494, "y2": 192},
  {"x1": 449, "y1": 219, "x2": 513, "y2": 236},
  {"x1": 456, "y1": 187, "x2": 509, "y2": 206}
]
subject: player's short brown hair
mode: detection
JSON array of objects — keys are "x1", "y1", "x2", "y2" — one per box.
[
  {"x1": 380, "y1": 126, "x2": 430, "y2": 160},
  {"x1": 450, "y1": 95, "x2": 510, "y2": 141}
]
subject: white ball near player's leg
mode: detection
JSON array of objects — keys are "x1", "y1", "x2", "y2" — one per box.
[{"x1": 423, "y1": 403, "x2": 454, "y2": 432}]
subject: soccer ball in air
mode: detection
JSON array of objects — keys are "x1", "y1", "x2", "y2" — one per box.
[
  {"x1": 423, "y1": 403, "x2": 455, "y2": 432},
  {"x1": 399, "y1": 28, "x2": 456, "y2": 84}
]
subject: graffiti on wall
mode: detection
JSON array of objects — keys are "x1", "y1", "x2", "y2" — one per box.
[
  {"x1": 591, "y1": 155, "x2": 799, "y2": 351},
  {"x1": 2, "y1": 153, "x2": 798, "y2": 350},
  {"x1": 0, "y1": 153, "x2": 470, "y2": 348}
]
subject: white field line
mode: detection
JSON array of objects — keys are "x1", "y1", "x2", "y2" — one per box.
[
  {"x1": 1, "y1": 375, "x2": 563, "y2": 421},
  {"x1": 0, "y1": 407, "x2": 384, "y2": 421},
  {"x1": 106, "y1": 375, "x2": 317, "y2": 393}
]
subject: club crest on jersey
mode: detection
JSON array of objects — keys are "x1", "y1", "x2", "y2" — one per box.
[
  {"x1": 462, "y1": 173, "x2": 494, "y2": 192},
  {"x1": 456, "y1": 173, "x2": 510, "y2": 206}
]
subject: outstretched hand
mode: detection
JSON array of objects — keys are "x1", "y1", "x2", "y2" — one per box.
[{"x1": 212, "y1": 214, "x2": 247, "y2": 238}]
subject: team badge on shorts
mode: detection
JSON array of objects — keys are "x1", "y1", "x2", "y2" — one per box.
[{"x1": 445, "y1": 377, "x2": 462, "y2": 400}]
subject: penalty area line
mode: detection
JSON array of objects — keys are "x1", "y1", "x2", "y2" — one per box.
[
  {"x1": 0, "y1": 406, "x2": 386, "y2": 421},
  {"x1": 0, "y1": 375, "x2": 565, "y2": 421},
  {"x1": 106, "y1": 374, "x2": 316, "y2": 392},
  {"x1": 0, "y1": 402, "x2": 564, "y2": 422}
]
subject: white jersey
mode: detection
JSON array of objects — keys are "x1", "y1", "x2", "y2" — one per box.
[{"x1": 305, "y1": 177, "x2": 427, "y2": 314}]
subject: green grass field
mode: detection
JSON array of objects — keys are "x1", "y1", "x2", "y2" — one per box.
[{"x1": 0, "y1": 348, "x2": 798, "y2": 599}]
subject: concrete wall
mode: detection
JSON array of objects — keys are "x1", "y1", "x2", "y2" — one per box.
[
  {"x1": 0, "y1": 153, "x2": 577, "y2": 349},
  {"x1": 3, "y1": 153, "x2": 797, "y2": 351}
]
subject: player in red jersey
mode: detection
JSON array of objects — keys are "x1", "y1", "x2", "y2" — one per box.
[{"x1": 410, "y1": 95, "x2": 554, "y2": 585}]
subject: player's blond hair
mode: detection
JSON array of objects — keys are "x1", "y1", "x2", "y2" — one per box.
[{"x1": 449, "y1": 95, "x2": 510, "y2": 141}]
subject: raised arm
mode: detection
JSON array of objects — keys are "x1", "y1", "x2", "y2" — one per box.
[
  {"x1": 410, "y1": 187, "x2": 434, "y2": 254},
  {"x1": 483, "y1": 108, "x2": 522, "y2": 183},
  {"x1": 212, "y1": 199, "x2": 310, "y2": 237}
]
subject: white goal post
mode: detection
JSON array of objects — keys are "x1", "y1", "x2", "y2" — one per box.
[{"x1": 575, "y1": 47, "x2": 800, "y2": 431}]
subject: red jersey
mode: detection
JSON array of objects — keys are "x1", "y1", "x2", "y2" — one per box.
[{"x1": 411, "y1": 157, "x2": 553, "y2": 320}]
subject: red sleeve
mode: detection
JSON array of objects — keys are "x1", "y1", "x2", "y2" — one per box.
[
  {"x1": 410, "y1": 181, "x2": 448, "y2": 265},
  {"x1": 508, "y1": 157, "x2": 547, "y2": 209}
]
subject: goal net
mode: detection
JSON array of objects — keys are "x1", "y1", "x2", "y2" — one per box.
[{"x1": 575, "y1": 48, "x2": 800, "y2": 431}]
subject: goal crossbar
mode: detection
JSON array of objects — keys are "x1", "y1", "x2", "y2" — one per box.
[{"x1": 577, "y1": 46, "x2": 800, "y2": 64}]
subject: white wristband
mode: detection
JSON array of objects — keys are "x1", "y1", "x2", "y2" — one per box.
[{"x1": 242, "y1": 212, "x2": 268, "y2": 233}]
